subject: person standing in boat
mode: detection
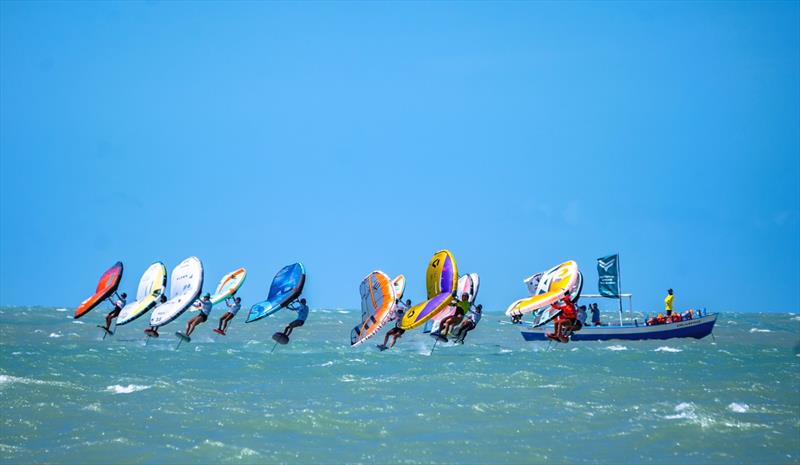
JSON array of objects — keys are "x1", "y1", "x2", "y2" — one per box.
[
  {"x1": 590, "y1": 303, "x2": 602, "y2": 326},
  {"x1": 576, "y1": 305, "x2": 587, "y2": 328},
  {"x1": 664, "y1": 289, "x2": 674, "y2": 317}
]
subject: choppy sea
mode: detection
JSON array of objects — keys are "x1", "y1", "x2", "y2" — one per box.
[{"x1": 1, "y1": 307, "x2": 798, "y2": 464}]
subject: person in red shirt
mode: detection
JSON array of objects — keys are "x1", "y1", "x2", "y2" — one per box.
[{"x1": 548, "y1": 291, "x2": 577, "y2": 343}]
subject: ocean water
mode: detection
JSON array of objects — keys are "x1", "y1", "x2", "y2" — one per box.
[{"x1": 1, "y1": 307, "x2": 798, "y2": 465}]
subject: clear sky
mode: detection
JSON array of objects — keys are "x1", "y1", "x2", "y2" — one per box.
[{"x1": 1, "y1": 1, "x2": 798, "y2": 313}]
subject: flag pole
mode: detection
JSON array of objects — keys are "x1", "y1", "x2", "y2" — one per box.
[{"x1": 617, "y1": 253, "x2": 623, "y2": 326}]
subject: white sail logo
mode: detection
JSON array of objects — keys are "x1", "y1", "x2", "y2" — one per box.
[{"x1": 598, "y1": 259, "x2": 615, "y2": 272}]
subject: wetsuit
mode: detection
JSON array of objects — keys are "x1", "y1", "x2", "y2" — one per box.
[{"x1": 283, "y1": 301, "x2": 309, "y2": 336}]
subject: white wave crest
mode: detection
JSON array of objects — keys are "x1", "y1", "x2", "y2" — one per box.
[
  {"x1": 55, "y1": 308, "x2": 67, "y2": 312},
  {"x1": 0, "y1": 375, "x2": 70, "y2": 389},
  {"x1": 664, "y1": 402, "x2": 715, "y2": 428},
  {"x1": 606, "y1": 345, "x2": 628, "y2": 351},
  {"x1": 654, "y1": 346, "x2": 682, "y2": 353},
  {"x1": 237, "y1": 448, "x2": 259, "y2": 458},
  {"x1": 728, "y1": 402, "x2": 750, "y2": 413},
  {"x1": 48, "y1": 332, "x2": 62, "y2": 338},
  {"x1": 82, "y1": 403, "x2": 102, "y2": 412},
  {"x1": 749, "y1": 328, "x2": 771, "y2": 333},
  {"x1": 105, "y1": 384, "x2": 151, "y2": 394}
]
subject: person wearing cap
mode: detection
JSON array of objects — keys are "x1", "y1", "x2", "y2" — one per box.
[
  {"x1": 216, "y1": 297, "x2": 242, "y2": 335},
  {"x1": 103, "y1": 291, "x2": 128, "y2": 331},
  {"x1": 664, "y1": 289, "x2": 674, "y2": 317},
  {"x1": 185, "y1": 293, "x2": 212, "y2": 337}
]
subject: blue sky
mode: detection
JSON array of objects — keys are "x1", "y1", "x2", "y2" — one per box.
[{"x1": 1, "y1": 1, "x2": 798, "y2": 313}]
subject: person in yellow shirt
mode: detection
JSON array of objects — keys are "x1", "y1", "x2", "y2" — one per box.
[{"x1": 664, "y1": 288, "x2": 674, "y2": 317}]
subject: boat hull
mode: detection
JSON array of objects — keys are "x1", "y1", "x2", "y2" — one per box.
[{"x1": 520, "y1": 314, "x2": 718, "y2": 342}]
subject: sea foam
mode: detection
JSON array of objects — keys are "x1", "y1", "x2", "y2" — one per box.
[
  {"x1": 105, "y1": 384, "x2": 151, "y2": 394},
  {"x1": 655, "y1": 346, "x2": 682, "y2": 353},
  {"x1": 728, "y1": 403, "x2": 750, "y2": 413}
]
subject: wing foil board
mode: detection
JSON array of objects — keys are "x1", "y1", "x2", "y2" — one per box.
[
  {"x1": 149, "y1": 257, "x2": 204, "y2": 328},
  {"x1": 401, "y1": 250, "x2": 458, "y2": 330},
  {"x1": 191, "y1": 267, "x2": 247, "y2": 311},
  {"x1": 117, "y1": 262, "x2": 167, "y2": 325},
  {"x1": 351, "y1": 271, "x2": 397, "y2": 347},
  {"x1": 74, "y1": 262, "x2": 124, "y2": 319},
  {"x1": 246, "y1": 263, "x2": 306, "y2": 323},
  {"x1": 505, "y1": 260, "x2": 582, "y2": 317}
]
